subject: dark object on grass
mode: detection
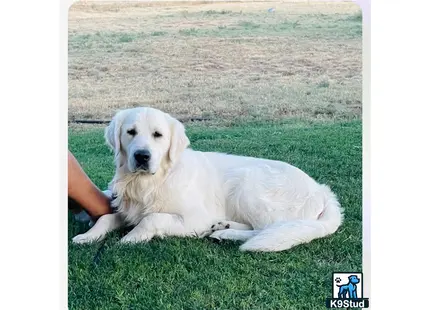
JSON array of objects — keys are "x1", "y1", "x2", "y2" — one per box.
[{"x1": 71, "y1": 116, "x2": 211, "y2": 124}]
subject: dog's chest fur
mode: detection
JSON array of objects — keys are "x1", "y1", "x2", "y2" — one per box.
[{"x1": 111, "y1": 173, "x2": 171, "y2": 226}]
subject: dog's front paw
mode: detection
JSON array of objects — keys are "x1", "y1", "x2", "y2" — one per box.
[
  {"x1": 72, "y1": 233, "x2": 101, "y2": 244},
  {"x1": 120, "y1": 231, "x2": 154, "y2": 244},
  {"x1": 210, "y1": 221, "x2": 231, "y2": 232},
  {"x1": 198, "y1": 222, "x2": 231, "y2": 238}
]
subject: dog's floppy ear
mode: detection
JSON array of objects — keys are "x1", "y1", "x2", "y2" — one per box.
[
  {"x1": 105, "y1": 110, "x2": 128, "y2": 167},
  {"x1": 167, "y1": 115, "x2": 190, "y2": 163}
]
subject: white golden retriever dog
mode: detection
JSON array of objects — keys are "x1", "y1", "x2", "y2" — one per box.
[{"x1": 73, "y1": 107, "x2": 343, "y2": 252}]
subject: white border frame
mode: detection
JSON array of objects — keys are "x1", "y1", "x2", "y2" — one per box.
[{"x1": 62, "y1": 0, "x2": 370, "y2": 308}]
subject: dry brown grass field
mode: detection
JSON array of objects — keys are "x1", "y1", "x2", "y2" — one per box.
[{"x1": 68, "y1": 0, "x2": 362, "y2": 122}]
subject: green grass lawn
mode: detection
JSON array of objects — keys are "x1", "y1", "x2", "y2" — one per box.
[{"x1": 68, "y1": 119, "x2": 362, "y2": 310}]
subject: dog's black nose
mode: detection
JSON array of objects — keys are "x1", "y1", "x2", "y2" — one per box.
[{"x1": 134, "y1": 149, "x2": 151, "y2": 165}]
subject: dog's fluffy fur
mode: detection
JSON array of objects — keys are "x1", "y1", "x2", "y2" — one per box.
[{"x1": 73, "y1": 107, "x2": 343, "y2": 252}]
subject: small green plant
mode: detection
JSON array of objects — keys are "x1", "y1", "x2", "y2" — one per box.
[
  {"x1": 317, "y1": 80, "x2": 330, "y2": 88},
  {"x1": 238, "y1": 21, "x2": 261, "y2": 29},
  {"x1": 151, "y1": 31, "x2": 167, "y2": 37},
  {"x1": 205, "y1": 10, "x2": 232, "y2": 15},
  {"x1": 118, "y1": 34, "x2": 134, "y2": 43},
  {"x1": 179, "y1": 28, "x2": 200, "y2": 36}
]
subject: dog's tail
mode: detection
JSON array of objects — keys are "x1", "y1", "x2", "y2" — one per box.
[{"x1": 239, "y1": 185, "x2": 344, "y2": 252}]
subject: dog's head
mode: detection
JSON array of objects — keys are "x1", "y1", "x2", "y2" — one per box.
[
  {"x1": 105, "y1": 107, "x2": 190, "y2": 175},
  {"x1": 348, "y1": 275, "x2": 360, "y2": 284}
]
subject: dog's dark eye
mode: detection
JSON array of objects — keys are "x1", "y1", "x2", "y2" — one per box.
[
  {"x1": 127, "y1": 129, "x2": 137, "y2": 136},
  {"x1": 153, "y1": 131, "x2": 162, "y2": 138}
]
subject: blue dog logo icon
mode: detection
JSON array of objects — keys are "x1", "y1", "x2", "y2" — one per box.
[
  {"x1": 326, "y1": 272, "x2": 369, "y2": 308},
  {"x1": 336, "y1": 275, "x2": 360, "y2": 299}
]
